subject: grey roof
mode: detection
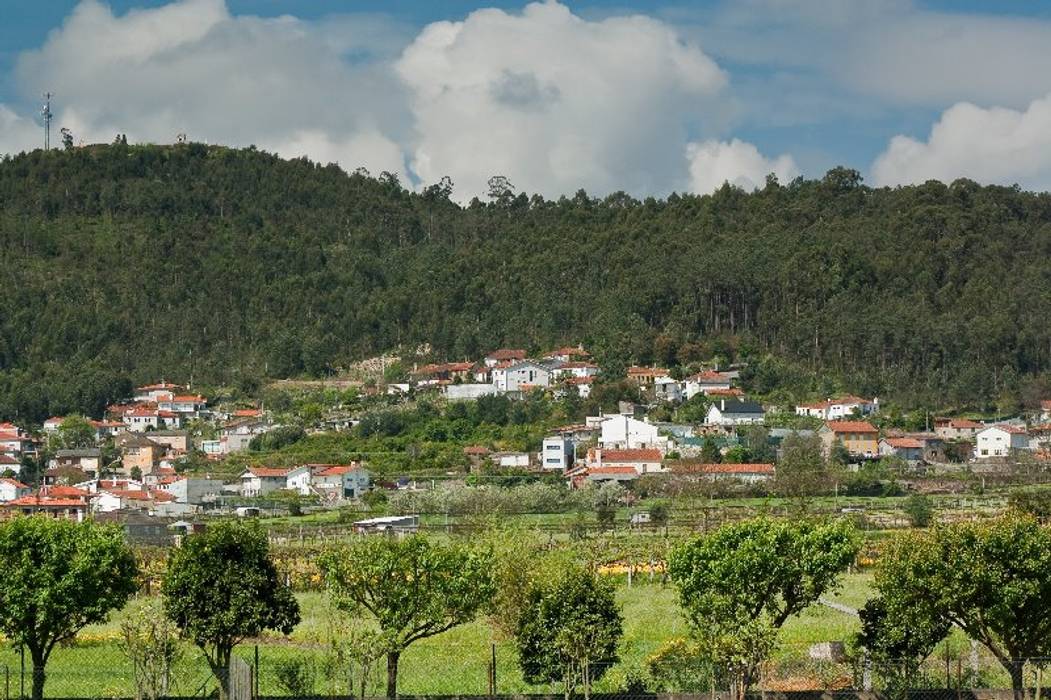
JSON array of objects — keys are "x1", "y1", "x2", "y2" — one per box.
[
  {"x1": 54, "y1": 448, "x2": 102, "y2": 458},
  {"x1": 718, "y1": 400, "x2": 765, "y2": 414}
]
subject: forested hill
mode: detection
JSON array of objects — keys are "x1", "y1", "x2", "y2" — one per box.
[{"x1": 1, "y1": 143, "x2": 1050, "y2": 421}]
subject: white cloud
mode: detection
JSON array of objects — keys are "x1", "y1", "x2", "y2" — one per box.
[
  {"x1": 872, "y1": 95, "x2": 1051, "y2": 189},
  {"x1": 396, "y1": 1, "x2": 728, "y2": 198},
  {"x1": 686, "y1": 138, "x2": 799, "y2": 194},
  {"x1": 0, "y1": 104, "x2": 42, "y2": 156},
  {"x1": 9, "y1": 0, "x2": 412, "y2": 177}
]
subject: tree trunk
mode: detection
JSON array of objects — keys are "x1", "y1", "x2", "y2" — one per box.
[
  {"x1": 209, "y1": 647, "x2": 232, "y2": 700},
  {"x1": 1009, "y1": 659, "x2": 1026, "y2": 700},
  {"x1": 386, "y1": 649, "x2": 401, "y2": 699},
  {"x1": 30, "y1": 646, "x2": 46, "y2": 700}
]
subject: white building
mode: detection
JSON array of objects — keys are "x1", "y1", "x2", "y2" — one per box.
[
  {"x1": 0, "y1": 478, "x2": 30, "y2": 502},
  {"x1": 552, "y1": 362, "x2": 600, "y2": 379},
  {"x1": 240, "y1": 467, "x2": 289, "y2": 497},
  {"x1": 0, "y1": 453, "x2": 23, "y2": 476},
  {"x1": 541, "y1": 436, "x2": 575, "y2": 470},
  {"x1": 706, "y1": 399, "x2": 766, "y2": 426},
  {"x1": 492, "y1": 361, "x2": 551, "y2": 392},
  {"x1": 312, "y1": 464, "x2": 370, "y2": 500},
  {"x1": 493, "y1": 452, "x2": 531, "y2": 469},
  {"x1": 285, "y1": 465, "x2": 314, "y2": 495},
  {"x1": 683, "y1": 371, "x2": 733, "y2": 400},
  {"x1": 975, "y1": 425, "x2": 1029, "y2": 459},
  {"x1": 600, "y1": 415, "x2": 662, "y2": 450},
  {"x1": 795, "y1": 396, "x2": 878, "y2": 421},
  {"x1": 162, "y1": 477, "x2": 224, "y2": 505},
  {"x1": 444, "y1": 383, "x2": 501, "y2": 401}
]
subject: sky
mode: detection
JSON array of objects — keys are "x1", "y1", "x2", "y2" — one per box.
[{"x1": 4, "y1": 0, "x2": 1051, "y2": 200}]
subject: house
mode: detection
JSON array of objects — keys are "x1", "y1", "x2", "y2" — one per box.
[
  {"x1": 583, "y1": 466, "x2": 640, "y2": 484},
  {"x1": 541, "y1": 436, "x2": 574, "y2": 471},
  {"x1": 93, "y1": 486, "x2": 176, "y2": 514},
  {"x1": 49, "y1": 448, "x2": 103, "y2": 476},
  {"x1": 219, "y1": 417, "x2": 274, "y2": 453},
  {"x1": 563, "y1": 376, "x2": 594, "y2": 399},
  {"x1": 706, "y1": 399, "x2": 765, "y2": 426},
  {"x1": 492, "y1": 360, "x2": 551, "y2": 391},
  {"x1": 820, "y1": 421, "x2": 879, "y2": 458},
  {"x1": 670, "y1": 462, "x2": 775, "y2": 483},
  {"x1": 484, "y1": 349, "x2": 527, "y2": 368},
  {"x1": 240, "y1": 467, "x2": 290, "y2": 497},
  {"x1": 878, "y1": 437, "x2": 925, "y2": 463},
  {"x1": 975, "y1": 425, "x2": 1029, "y2": 459},
  {"x1": 124, "y1": 406, "x2": 183, "y2": 432},
  {"x1": 146, "y1": 430, "x2": 190, "y2": 453},
  {"x1": 0, "y1": 478, "x2": 30, "y2": 502},
  {"x1": 285, "y1": 465, "x2": 314, "y2": 495},
  {"x1": 683, "y1": 371, "x2": 733, "y2": 399},
  {"x1": 161, "y1": 394, "x2": 208, "y2": 417},
  {"x1": 91, "y1": 420, "x2": 127, "y2": 439},
  {"x1": 934, "y1": 418, "x2": 984, "y2": 441},
  {"x1": 1, "y1": 493, "x2": 88, "y2": 521},
  {"x1": 118, "y1": 433, "x2": 165, "y2": 477},
  {"x1": 795, "y1": 396, "x2": 878, "y2": 421},
  {"x1": 160, "y1": 477, "x2": 224, "y2": 505},
  {"x1": 586, "y1": 447, "x2": 664, "y2": 475},
  {"x1": 543, "y1": 346, "x2": 591, "y2": 363},
  {"x1": 0, "y1": 424, "x2": 36, "y2": 455},
  {"x1": 903, "y1": 433, "x2": 946, "y2": 463},
  {"x1": 0, "y1": 453, "x2": 23, "y2": 476},
  {"x1": 552, "y1": 361, "x2": 600, "y2": 379},
  {"x1": 600, "y1": 415, "x2": 662, "y2": 450},
  {"x1": 626, "y1": 366, "x2": 671, "y2": 386},
  {"x1": 654, "y1": 376, "x2": 683, "y2": 403},
  {"x1": 42, "y1": 416, "x2": 65, "y2": 433},
  {"x1": 311, "y1": 464, "x2": 370, "y2": 500},
  {"x1": 133, "y1": 382, "x2": 185, "y2": 403},
  {"x1": 492, "y1": 452, "x2": 531, "y2": 469}
]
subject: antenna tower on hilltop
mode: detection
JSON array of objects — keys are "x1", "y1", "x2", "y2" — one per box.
[{"x1": 41, "y1": 92, "x2": 54, "y2": 150}]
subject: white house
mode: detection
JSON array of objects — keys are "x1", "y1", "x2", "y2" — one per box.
[
  {"x1": 285, "y1": 465, "x2": 314, "y2": 495},
  {"x1": 706, "y1": 399, "x2": 766, "y2": 426},
  {"x1": 162, "y1": 477, "x2": 224, "y2": 505},
  {"x1": 541, "y1": 436, "x2": 574, "y2": 471},
  {"x1": 311, "y1": 464, "x2": 370, "y2": 500},
  {"x1": 0, "y1": 453, "x2": 22, "y2": 475},
  {"x1": 683, "y1": 371, "x2": 733, "y2": 400},
  {"x1": 240, "y1": 467, "x2": 290, "y2": 497},
  {"x1": 133, "y1": 382, "x2": 185, "y2": 403},
  {"x1": 586, "y1": 447, "x2": 664, "y2": 475},
  {"x1": 484, "y1": 349, "x2": 526, "y2": 368},
  {"x1": 493, "y1": 452, "x2": 531, "y2": 469},
  {"x1": 0, "y1": 424, "x2": 35, "y2": 455},
  {"x1": 671, "y1": 462, "x2": 775, "y2": 484},
  {"x1": 0, "y1": 478, "x2": 30, "y2": 502},
  {"x1": 795, "y1": 396, "x2": 877, "y2": 420},
  {"x1": 654, "y1": 376, "x2": 683, "y2": 403},
  {"x1": 552, "y1": 361, "x2": 600, "y2": 379},
  {"x1": 975, "y1": 425, "x2": 1029, "y2": 459},
  {"x1": 600, "y1": 415, "x2": 661, "y2": 450},
  {"x1": 1041, "y1": 400, "x2": 1051, "y2": 422},
  {"x1": 493, "y1": 360, "x2": 551, "y2": 392}
]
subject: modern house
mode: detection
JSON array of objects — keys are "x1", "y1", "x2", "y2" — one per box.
[
  {"x1": 541, "y1": 436, "x2": 575, "y2": 470},
  {"x1": 795, "y1": 396, "x2": 877, "y2": 421},
  {"x1": 975, "y1": 425, "x2": 1029, "y2": 459},
  {"x1": 599, "y1": 414, "x2": 662, "y2": 450}
]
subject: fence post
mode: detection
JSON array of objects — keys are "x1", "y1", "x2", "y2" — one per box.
[
  {"x1": 254, "y1": 645, "x2": 260, "y2": 700},
  {"x1": 5, "y1": 664, "x2": 9, "y2": 700},
  {"x1": 492, "y1": 643, "x2": 497, "y2": 697},
  {"x1": 19, "y1": 645, "x2": 24, "y2": 700}
]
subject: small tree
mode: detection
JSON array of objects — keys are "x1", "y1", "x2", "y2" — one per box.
[
  {"x1": 0, "y1": 517, "x2": 139, "y2": 700},
  {"x1": 902, "y1": 493, "x2": 934, "y2": 527},
  {"x1": 669, "y1": 517, "x2": 859, "y2": 698},
  {"x1": 319, "y1": 535, "x2": 495, "y2": 698},
  {"x1": 120, "y1": 601, "x2": 184, "y2": 700},
  {"x1": 516, "y1": 564, "x2": 623, "y2": 700},
  {"x1": 855, "y1": 596, "x2": 949, "y2": 696},
  {"x1": 874, "y1": 514, "x2": 1051, "y2": 700},
  {"x1": 51, "y1": 415, "x2": 97, "y2": 450},
  {"x1": 162, "y1": 520, "x2": 300, "y2": 700}
]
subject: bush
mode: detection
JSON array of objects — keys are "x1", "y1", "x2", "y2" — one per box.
[
  {"x1": 272, "y1": 656, "x2": 316, "y2": 697},
  {"x1": 903, "y1": 493, "x2": 934, "y2": 527},
  {"x1": 1008, "y1": 486, "x2": 1051, "y2": 518}
]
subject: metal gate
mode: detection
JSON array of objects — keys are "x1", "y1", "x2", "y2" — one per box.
[{"x1": 229, "y1": 655, "x2": 254, "y2": 700}]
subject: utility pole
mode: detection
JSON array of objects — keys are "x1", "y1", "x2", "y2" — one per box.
[{"x1": 41, "y1": 92, "x2": 54, "y2": 150}]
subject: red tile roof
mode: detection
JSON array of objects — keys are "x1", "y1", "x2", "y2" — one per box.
[
  {"x1": 233, "y1": 408, "x2": 263, "y2": 417},
  {"x1": 687, "y1": 370, "x2": 730, "y2": 382},
  {"x1": 545, "y1": 346, "x2": 590, "y2": 358},
  {"x1": 486, "y1": 349, "x2": 526, "y2": 361},
  {"x1": 0, "y1": 478, "x2": 28, "y2": 488},
  {"x1": 627, "y1": 366, "x2": 669, "y2": 378},
  {"x1": 0, "y1": 454, "x2": 19, "y2": 464},
  {"x1": 884, "y1": 437, "x2": 924, "y2": 449},
  {"x1": 246, "y1": 467, "x2": 289, "y2": 478},
  {"x1": 314, "y1": 464, "x2": 361, "y2": 477},
  {"x1": 825, "y1": 421, "x2": 878, "y2": 434},
  {"x1": 40, "y1": 485, "x2": 89, "y2": 498},
  {"x1": 4, "y1": 496, "x2": 86, "y2": 508},
  {"x1": 587, "y1": 466, "x2": 639, "y2": 475},
  {"x1": 590, "y1": 448, "x2": 662, "y2": 463},
  {"x1": 986, "y1": 424, "x2": 1027, "y2": 435},
  {"x1": 463, "y1": 446, "x2": 490, "y2": 455}
]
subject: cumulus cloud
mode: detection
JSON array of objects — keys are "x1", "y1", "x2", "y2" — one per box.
[
  {"x1": 9, "y1": 0, "x2": 412, "y2": 178},
  {"x1": 396, "y1": 1, "x2": 728, "y2": 198},
  {"x1": 872, "y1": 95, "x2": 1051, "y2": 189},
  {"x1": 0, "y1": 105, "x2": 42, "y2": 156},
  {"x1": 686, "y1": 138, "x2": 799, "y2": 194}
]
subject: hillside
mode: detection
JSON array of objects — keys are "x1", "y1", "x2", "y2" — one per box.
[{"x1": 1, "y1": 144, "x2": 1050, "y2": 421}]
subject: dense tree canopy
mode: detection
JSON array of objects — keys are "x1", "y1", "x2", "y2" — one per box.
[{"x1": 2, "y1": 145, "x2": 1051, "y2": 420}]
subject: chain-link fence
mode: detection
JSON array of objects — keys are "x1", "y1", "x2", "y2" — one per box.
[{"x1": 3, "y1": 638, "x2": 1051, "y2": 699}]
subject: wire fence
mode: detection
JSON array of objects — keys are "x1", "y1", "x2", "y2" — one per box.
[{"x1": 3, "y1": 639, "x2": 1051, "y2": 699}]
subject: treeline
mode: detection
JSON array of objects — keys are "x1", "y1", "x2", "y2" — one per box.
[{"x1": 2, "y1": 143, "x2": 1051, "y2": 421}]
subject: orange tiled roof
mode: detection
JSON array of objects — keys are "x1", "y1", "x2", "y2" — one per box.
[{"x1": 825, "y1": 421, "x2": 878, "y2": 434}]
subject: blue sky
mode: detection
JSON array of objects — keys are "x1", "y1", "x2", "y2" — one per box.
[{"x1": 4, "y1": 0, "x2": 1051, "y2": 198}]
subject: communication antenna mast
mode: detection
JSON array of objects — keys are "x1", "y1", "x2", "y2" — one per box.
[{"x1": 41, "y1": 92, "x2": 54, "y2": 150}]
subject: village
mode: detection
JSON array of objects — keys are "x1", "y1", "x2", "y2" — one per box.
[{"x1": 1, "y1": 344, "x2": 1049, "y2": 528}]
